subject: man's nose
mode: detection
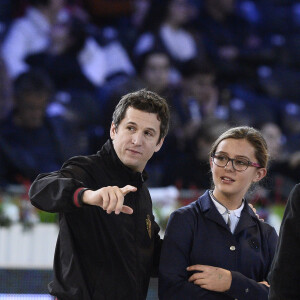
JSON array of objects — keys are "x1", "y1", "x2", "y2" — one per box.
[{"x1": 132, "y1": 132, "x2": 143, "y2": 145}]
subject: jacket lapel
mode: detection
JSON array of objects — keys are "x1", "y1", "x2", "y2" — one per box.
[
  {"x1": 234, "y1": 204, "x2": 257, "y2": 235},
  {"x1": 198, "y1": 191, "x2": 257, "y2": 234},
  {"x1": 198, "y1": 191, "x2": 229, "y2": 230}
]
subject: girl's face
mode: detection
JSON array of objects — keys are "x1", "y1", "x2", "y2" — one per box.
[{"x1": 210, "y1": 138, "x2": 266, "y2": 202}]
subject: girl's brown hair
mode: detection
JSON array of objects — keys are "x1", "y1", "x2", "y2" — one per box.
[{"x1": 209, "y1": 126, "x2": 269, "y2": 168}]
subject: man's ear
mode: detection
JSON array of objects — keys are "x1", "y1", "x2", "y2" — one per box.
[
  {"x1": 154, "y1": 137, "x2": 165, "y2": 152},
  {"x1": 110, "y1": 122, "x2": 117, "y2": 140}
]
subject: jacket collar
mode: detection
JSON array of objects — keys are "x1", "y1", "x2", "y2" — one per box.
[
  {"x1": 98, "y1": 139, "x2": 148, "y2": 185},
  {"x1": 198, "y1": 190, "x2": 257, "y2": 234}
]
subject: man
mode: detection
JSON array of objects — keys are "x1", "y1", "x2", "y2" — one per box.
[
  {"x1": 268, "y1": 183, "x2": 300, "y2": 299},
  {"x1": 29, "y1": 89, "x2": 170, "y2": 299}
]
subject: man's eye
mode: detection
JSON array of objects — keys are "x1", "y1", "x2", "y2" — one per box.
[
  {"x1": 127, "y1": 126, "x2": 134, "y2": 131},
  {"x1": 145, "y1": 131, "x2": 153, "y2": 136}
]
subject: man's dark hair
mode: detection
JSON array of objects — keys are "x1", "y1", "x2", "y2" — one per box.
[
  {"x1": 13, "y1": 69, "x2": 54, "y2": 102},
  {"x1": 112, "y1": 89, "x2": 170, "y2": 143}
]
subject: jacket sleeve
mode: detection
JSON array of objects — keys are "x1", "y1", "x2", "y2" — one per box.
[
  {"x1": 158, "y1": 211, "x2": 228, "y2": 300},
  {"x1": 29, "y1": 158, "x2": 90, "y2": 213},
  {"x1": 268, "y1": 183, "x2": 300, "y2": 299}
]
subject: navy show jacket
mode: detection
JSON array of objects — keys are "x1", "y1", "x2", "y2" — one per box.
[{"x1": 159, "y1": 190, "x2": 278, "y2": 300}]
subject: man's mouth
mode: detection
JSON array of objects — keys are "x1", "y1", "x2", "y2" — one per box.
[{"x1": 127, "y1": 149, "x2": 142, "y2": 155}]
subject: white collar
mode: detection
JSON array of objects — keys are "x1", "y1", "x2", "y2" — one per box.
[{"x1": 209, "y1": 190, "x2": 244, "y2": 217}]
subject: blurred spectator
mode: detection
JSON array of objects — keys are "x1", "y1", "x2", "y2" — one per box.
[
  {"x1": 27, "y1": 12, "x2": 135, "y2": 90},
  {"x1": 136, "y1": 49, "x2": 174, "y2": 98},
  {"x1": 280, "y1": 102, "x2": 300, "y2": 152},
  {"x1": 0, "y1": 55, "x2": 13, "y2": 121},
  {"x1": 1, "y1": 0, "x2": 65, "y2": 78},
  {"x1": 161, "y1": 118, "x2": 230, "y2": 191},
  {"x1": 260, "y1": 122, "x2": 299, "y2": 203},
  {"x1": 25, "y1": 14, "x2": 106, "y2": 92},
  {"x1": 258, "y1": 66, "x2": 300, "y2": 104},
  {"x1": 134, "y1": 0, "x2": 205, "y2": 79},
  {"x1": 261, "y1": 122, "x2": 285, "y2": 161},
  {"x1": 227, "y1": 84, "x2": 278, "y2": 127},
  {"x1": 102, "y1": 0, "x2": 152, "y2": 52},
  {"x1": 0, "y1": 0, "x2": 12, "y2": 42},
  {"x1": 83, "y1": 24, "x2": 135, "y2": 85},
  {"x1": 169, "y1": 58, "x2": 221, "y2": 146},
  {"x1": 131, "y1": 0, "x2": 151, "y2": 31},
  {"x1": 0, "y1": 69, "x2": 86, "y2": 187},
  {"x1": 84, "y1": 0, "x2": 132, "y2": 25},
  {"x1": 197, "y1": 0, "x2": 274, "y2": 86}
]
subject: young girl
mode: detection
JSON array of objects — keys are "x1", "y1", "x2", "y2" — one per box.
[{"x1": 159, "y1": 126, "x2": 278, "y2": 300}]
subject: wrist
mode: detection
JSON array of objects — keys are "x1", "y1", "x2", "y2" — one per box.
[
  {"x1": 225, "y1": 270, "x2": 232, "y2": 291},
  {"x1": 73, "y1": 187, "x2": 91, "y2": 207}
]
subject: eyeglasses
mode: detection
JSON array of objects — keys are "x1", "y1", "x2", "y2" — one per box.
[{"x1": 211, "y1": 153, "x2": 261, "y2": 172}]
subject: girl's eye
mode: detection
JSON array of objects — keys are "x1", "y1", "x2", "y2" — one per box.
[
  {"x1": 217, "y1": 155, "x2": 227, "y2": 161},
  {"x1": 236, "y1": 159, "x2": 247, "y2": 165}
]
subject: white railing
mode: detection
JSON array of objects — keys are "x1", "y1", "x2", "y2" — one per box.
[{"x1": 0, "y1": 223, "x2": 58, "y2": 269}]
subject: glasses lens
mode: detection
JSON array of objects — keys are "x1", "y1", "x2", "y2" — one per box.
[
  {"x1": 233, "y1": 158, "x2": 249, "y2": 171},
  {"x1": 213, "y1": 155, "x2": 249, "y2": 171},
  {"x1": 213, "y1": 154, "x2": 228, "y2": 167}
]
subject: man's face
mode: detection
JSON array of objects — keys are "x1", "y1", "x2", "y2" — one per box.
[{"x1": 110, "y1": 107, "x2": 164, "y2": 172}]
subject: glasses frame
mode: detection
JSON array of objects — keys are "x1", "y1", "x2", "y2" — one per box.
[{"x1": 211, "y1": 153, "x2": 261, "y2": 172}]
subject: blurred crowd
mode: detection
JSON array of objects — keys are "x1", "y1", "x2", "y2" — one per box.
[{"x1": 0, "y1": 0, "x2": 299, "y2": 206}]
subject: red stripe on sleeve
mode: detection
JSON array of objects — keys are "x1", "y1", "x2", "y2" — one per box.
[{"x1": 73, "y1": 187, "x2": 85, "y2": 207}]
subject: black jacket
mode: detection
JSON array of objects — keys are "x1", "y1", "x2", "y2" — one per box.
[
  {"x1": 268, "y1": 183, "x2": 300, "y2": 300},
  {"x1": 29, "y1": 139, "x2": 162, "y2": 300}
]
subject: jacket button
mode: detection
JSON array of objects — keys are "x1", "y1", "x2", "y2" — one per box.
[
  {"x1": 230, "y1": 246, "x2": 236, "y2": 251},
  {"x1": 245, "y1": 288, "x2": 249, "y2": 293}
]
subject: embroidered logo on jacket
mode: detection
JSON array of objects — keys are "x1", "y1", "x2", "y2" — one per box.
[{"x1": 146, "y1": 214, "x2": 151, "y2": 238}]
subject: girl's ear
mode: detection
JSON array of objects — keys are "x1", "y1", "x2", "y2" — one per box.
[
  {"x1": 209, "y1": 157, "x2": 213, "y2": 169},
  {"x1": 253, "y1": 168, "x2": 267, "y2": 183}
]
